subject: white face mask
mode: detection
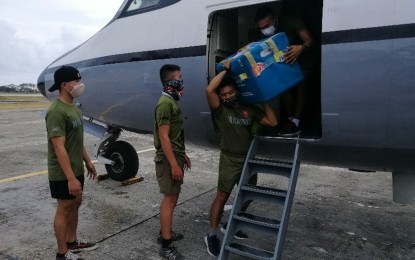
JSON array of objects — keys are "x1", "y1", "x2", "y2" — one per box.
[
  {"x1": 261, "y1": 25, "x2": 276, "y2": 36},
  {"x1": 68, "y1": 83, "x2": 85, "y2": 98}
]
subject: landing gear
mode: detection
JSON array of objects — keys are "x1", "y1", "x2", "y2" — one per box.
[
  {"x1": 104, "y1": 141, "x2": 139, "y2": 181},
  {"x1": 84, "y1": 119, "x2": 140, "y2": 182}
]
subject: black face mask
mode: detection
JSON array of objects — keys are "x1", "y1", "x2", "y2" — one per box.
[
  {"x1": 163, "y1": 79, "x2": 184, "y2": 101},
  {"x1": 222, "y1": 95, "x2": 238, "y2": 108}
]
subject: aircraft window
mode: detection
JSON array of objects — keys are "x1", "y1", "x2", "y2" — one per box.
[
  {"x1": 126, "y1": 0, "x2": 161, "y2": 12},
  {"x1": 119, "y1": 0, "x2": 180, "y2": 18}
]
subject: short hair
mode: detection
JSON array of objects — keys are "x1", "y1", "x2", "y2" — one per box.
[
  {"x1": 159, "y1": 64, "x2": 181, "y2": 82},
  {"x1": 254, "y1": 6, "x2": 275, "y2": 23},
  {"x1": 217, "y1": 77, "x2": 237, "y2": 94}
]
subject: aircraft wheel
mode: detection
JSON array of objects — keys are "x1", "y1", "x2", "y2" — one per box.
[{"x1": 104, "y1": 141, "x2": 139, "y2": 181}]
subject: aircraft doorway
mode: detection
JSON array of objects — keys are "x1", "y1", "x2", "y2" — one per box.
[{"x1": 207, "y1": 0, "x2": 323, "y2": 139}]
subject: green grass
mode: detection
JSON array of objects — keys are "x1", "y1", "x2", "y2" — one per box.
[
  {"x1": 0, "y1": 95, "x2": 47, "y2": 101},
  {"x1": 0, "y1": 102, "x2": 50, "y2": 110},
  {"x1": 0, "y1": 94, "x2": 50, "y2": 110}
]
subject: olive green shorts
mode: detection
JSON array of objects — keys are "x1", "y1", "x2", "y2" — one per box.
[
  {"x1": 218, "y1": 152, "x2": 257, "y2": 193},
  {"x1": 154, "y1": 154, "x2": 184, "y2": 195}
]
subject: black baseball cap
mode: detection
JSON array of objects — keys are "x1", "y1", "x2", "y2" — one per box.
[{"x1": 48, "y1": 66, "x2": 81, "y2": 92}]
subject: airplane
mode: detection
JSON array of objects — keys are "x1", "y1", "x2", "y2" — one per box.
[{"x1": 37, "y1": 0, "x2": 415, "y2": 204}]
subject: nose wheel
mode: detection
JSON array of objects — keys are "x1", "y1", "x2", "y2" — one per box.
[{"x1": 104, "y1": 140, "x2": 139, "y2": 181}]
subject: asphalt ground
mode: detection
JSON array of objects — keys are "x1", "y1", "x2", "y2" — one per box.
[{"x1": 1, "y1": 105, "x2": 415, "y2": 260}]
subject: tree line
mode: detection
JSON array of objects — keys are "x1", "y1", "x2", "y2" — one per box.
[{"x1": 0, "y1": 84, "x2": 38, "y2": 93}]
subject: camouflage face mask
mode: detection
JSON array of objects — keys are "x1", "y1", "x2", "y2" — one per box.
[
  {"x1": 163, "y1": 79, "x2": 184, "y2": 101},
  {"x1": 163, "y1": 79, "x2": 184, "y2": 90}
]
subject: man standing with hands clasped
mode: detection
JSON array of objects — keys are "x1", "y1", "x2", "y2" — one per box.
[{"x1": 46, "y1": 66, "x2": 98, "y2": 260}]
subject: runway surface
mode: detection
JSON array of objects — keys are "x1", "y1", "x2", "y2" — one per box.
[{"x1": 1, "y1": 107, "x2": 414, "y2": 260}]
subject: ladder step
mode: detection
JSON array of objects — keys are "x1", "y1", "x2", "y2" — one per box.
[
  {"x1": 241, "y1": 184, "x2": 287, "y2": 198},
  {"x1": 234, "y1": 212, "x2": 281, "y2": 229},
  {"x1": 248, "y1": 158, "x2": 293, "y2": 177},
  {"x1": 225, "y1": 243, "x2": 274, "y2": 260},
  {"x1": 257, "y1": 135, "x2": 299, "y2": 142},
  {"x1": 249, "y1": 157, "x2": 293, "y2": 168}
]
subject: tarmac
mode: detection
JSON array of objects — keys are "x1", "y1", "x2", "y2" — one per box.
[{"x1": 1, "y1": 107, "x2": 415, "y2": 260}]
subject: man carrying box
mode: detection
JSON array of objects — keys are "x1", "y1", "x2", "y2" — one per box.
[
  {"x1": 204, "y1": 60, "x2": 278, "y2": 257},
  {"x1": 255, "y1": 5, "x2": 314, "y2": 136}
]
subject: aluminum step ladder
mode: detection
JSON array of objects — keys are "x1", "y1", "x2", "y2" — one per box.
[{"x1": 218, "y1": 135, "x2": 301, "y2": 260}]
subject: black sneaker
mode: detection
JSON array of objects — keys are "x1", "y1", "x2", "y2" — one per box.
[
  {"x1": 204, "y1": 234, "x2": 220, "y2": 257},
  {"x1": 56, "y1": 251, "x2": 84, "y2": 260},
  {"x1": 220, "y1": 221, "x2": 229, "y2": 233},
  {"x1": 220, "y1": 222, "x2": 249, "y2": 240},
  {"x1": 159, "y1": 243, "x2": 184, "y2": 260},
  {"x1": 278, "y1": 121, "x2": 300, "y2": 137},
  {"x1": 234, "y1": 231, "x2": 249, "y2": 240},
  {"x1": 67, "y1": 239, "x2": 98, "y2": 253},
  {"x1": 258, "y1": 124, "x2": 281, "y2": 137},
  {"x1": 157, "y1": 231, "x2": 184, "y2": 244}
]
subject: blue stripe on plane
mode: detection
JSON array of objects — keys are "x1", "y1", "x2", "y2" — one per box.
[
  {"x1": 323, "y1": 23, "x2": 415, "y2": 44},
  {"x1": 47, "y1": 45, "x2": 207, "y2": 72}
]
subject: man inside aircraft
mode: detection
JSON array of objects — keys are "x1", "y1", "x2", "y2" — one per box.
[
  {"x1": 45, "y1": 66, "x2": 98, "y2": 260},
  {"x1": 255, "y1": 5, "x2": 313, "y2": 136},
  {"x1": 204, "y1": 60, "x2": 278, "y2": 257},
  {"x1": 154, "y1": 64, "x2": 191, "y2": 260}
]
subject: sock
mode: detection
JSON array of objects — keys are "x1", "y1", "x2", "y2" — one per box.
[
  {"x1": 56, "y1": 252, "x2": 66, "y2": 258},
  {"x1": 162, "y1": 238, "x2": 173, "y2": 248},
  {"x1": 159, "y1": 230, "x2": 173, "y2": 235},
  {"x1": 67, "y1": 240, "x2": 76, "y2": 245},
  {"x1": 290, "y1": 118, "x2": 300, "y2": 127},
  {"x1": 209, "y1": 228, "x2": 218, "y2": 237}
]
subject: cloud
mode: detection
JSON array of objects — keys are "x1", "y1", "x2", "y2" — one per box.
[
  {"x1": 0, "y1": 0, "x2": 124, "y2": 85},
  {"x1": 0, "y1": 18, "x2": 78, "y2": 84},
  {"x1": 0, "y1": 20, "x2": 46, "y2": 82}
]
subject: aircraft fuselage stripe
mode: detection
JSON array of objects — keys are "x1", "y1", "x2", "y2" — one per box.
[
  {"x1": 54, "y1": 45, "x2": 207, "y2": 70},
  {"x1": 47, "y1": 24, "x2": 415, "y2": 71},
  {"x1": 322, "y1": 23, "x2": 415, "y2": 44}
]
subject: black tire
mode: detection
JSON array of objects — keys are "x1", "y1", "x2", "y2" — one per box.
[{"x1": 104, "y1": 141, "x2": 139, "y2": 181}]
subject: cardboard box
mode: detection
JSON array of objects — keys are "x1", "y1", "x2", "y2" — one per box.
[{"x1": 216, "y1": 32, "x2": 304, "y2": 104}]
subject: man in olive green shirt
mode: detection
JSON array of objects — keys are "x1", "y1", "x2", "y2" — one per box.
[
  {"x1": 154, "y1": 64, "x2": 191, "y2": 260},
  {"x1": 255, "y1": 5, "x2": 314, "y2": 136},
  {"x1": 204, "y1": 60, "x2": 278, "y2": 257},
  {"x1": 46, "y1": 66, "x2": 98, "y2": 260}
]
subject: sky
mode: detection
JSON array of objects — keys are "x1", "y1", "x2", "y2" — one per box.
[{"x1": 0, "y1": 0, "x2": 125, "y2": 85}]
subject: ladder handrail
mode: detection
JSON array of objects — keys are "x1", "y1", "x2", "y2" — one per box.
[{"x1": 273, "y1": 137, "x2": 301, "y2": 259}]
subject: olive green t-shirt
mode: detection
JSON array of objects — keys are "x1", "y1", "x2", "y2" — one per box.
[
  {"x1": 212, "y1": 103, "x2": 265, "y2": 158},
  {"x1": 154, "y1": 95, "x2": 185, "y2": 158},
  {"x1": 46, "y1": 99, "x2": 84, "y2": 181}
]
